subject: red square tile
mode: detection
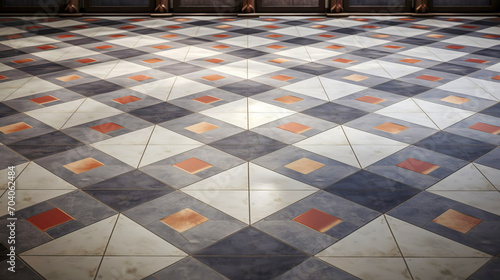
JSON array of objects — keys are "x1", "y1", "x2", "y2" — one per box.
[
  {"x1": 173, "y1": 18, "x2": 191, "y2": 22},
  {"x1": 72, "y1": 25, "x2": 88, "y2": 29},
  {"x1": 95, "y1": 45, "x2": 114, "y2": 50},
  {"x1": 202, "y1": 74, "x2": 225, "y2": 81},
  {"x1": 400, "y1": 58, "x2": 421, "y2": 64},
  {"x1": 212, "y1": 45, "x2": 229, "y2": 49},
  {"x1": 274, "y1": 95, "x2": 303, "y2": 104},
  {"x1": 427, "y1": 34, "x2": 445, "y2": 38},
  {"x1": 293, "y1": 208, "x2": 343, "y2": 233},
  {"x1": 112, "y1": 95, "x2": 142, "y2": 104},
  {"x1": 417, "y1": 75, "x2": 443, "y2": 82},
  {"x1": 311, "y1": 25, "x2": 328, "y2": 28},
  {"x1": 264, "y1": 25, "x2": 279, "y2": 29},
  {"x1": 193, "y1": 95, "x2": 221, "y2": 104},
  {"x1": 0, "y1": 122, "x2": 32, "y2": 134},
  {"x1": 483, "y1": 35, "x2": 500, "y2": 38},
  {"x1": 384, "y1": 45, "x2": 403, "y2": 49},
  {"x1": 461, "y1": 25, "x2": 478, "y2": 29},
  {"x1": 162, "y1": 34, "x2": 178, "y2": 38},
  {"x1": 26, "y1": 208, "x2": 74, "y2": 232},
  {"x1": 205, "y1": 58, "x2": 225, "y2": 63},
  {"x1": 278, "y1": 122, "x2": 312, "y2": 134},
  {"x1": 58, "y1": 34, "x2": 75, "y2": 38},
  {"x1": 466, "y1": 58, "x2": 489, "y2": 64},
  {"x1": 353, "y1": 18, "x2": 370, "y2": 22},
  {"x1": 36, "y1": 45, "x2": 56, "y2": 50},
  {"x1": 216, "y1": 25, "x2": 232, "y2": 29},
  {"x1": 318, "y1": 34, "x2": 335, "y2": 38},
  {"x1": 371, "y1": 34, "x2": 390, "y2": 38},
  {"x1": 30, "y1": 95, "x2": 59, "y2": 105},
  {"x1": 91, "y1": 122, "x2": 124, "y2": 134},
  {"x1": 25, "y1": 26, "x2": 42, "y2": 30},
  {"x1": 361, "y1": 25, "x2": 379, "y2": 29},
  {"x1": 129, "y1": 18, "x2": 146, "y2": 22},
  {"x1": 374, "y1": 122, "x2": 409, "y2": 134},
  {"x1": 76, "y1": 58, "x2": 97, "y2": 64},
  {"x1": 433, "y1": 209, "x2": 482, "y2": 234},
  {"x1": 64, "y1": 158, "x2": 104, "y2": 174},
  {"x1": 109, "y1": 34, "x2": 126, "y2": 38},
  {"x1": 262, "y1": 18, "x2": 279, "y2": 21},
  {"x1": 270, "y1": 75, "x2": 294, "y2": 82},
  {"x1": 120, "y1": 25, "x2": 136, "y2": 29},
  {"x1": 333, "y1": 58, "x2": 355, "y2": 64},
  {"x1": 308, "y1": 18, "x2": 325, "y2": 21},
  {"x1": 174, "y1": 158, "x2": 213, "y2": 174},
  {"x1": 411, "y1": 25, "x2": 429, "y2": 29},
  {"x1": 212, "y1": 34, "x2": 230, "y2": 38},
  {"x1": 267, "y1": 45, "x2": 286, "y2": 49},
  {"x1": 269, "y1": 58, "x2": 290, "y2": 64},
  {"x1": 356, "y1": 95, "x2": 386, "y2": 104},
  {"x1": 397, "y1": 158, "x2": 440, "y2": 175},
  {"x1": 492, "y1": 75, "x2": 500, "y2": 80},
  {"x1": 5, "y1": 35, "x2": 22, "y2": 39},
  {"x1": 12, "y1": 58, "x2": 34, "y2": 64},
  {"x1": 266, "y1": 34, "x2": 283, "y2": 38},
  {"x1": 142, "y1": 58, "x2": 164, "y2": 64},
  {"x1": 326, "y1": 45, "x2": 344, "y2": 49},
  {"x1": 469, "y1": 122, "x2": 500, "y2": 135},
  {"x1": 446, "y1": 45, "x2": 465, "y2": 50},
  {"x1": 166, "y1": 25, "x2": 183, "y2": 29},
  {"x1": 0, "y1": 75, "x2": 8, "y2": 80},
  {"x1": 398, "y1": 18, "x2": 415, "y2": 21},
  {"x1": 152, "y1": 45, "x2": 172, "y2": 49},
  {"x1": 161, "y1": 208, "x2": 209, "y2": 233},
  {"x1": 129, "y1": 75, "x2": 153, "y2": 82}
]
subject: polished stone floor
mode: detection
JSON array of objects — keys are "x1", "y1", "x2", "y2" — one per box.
[{"x1": 0, "y1": 15, "x2": 499, "y2": 280}]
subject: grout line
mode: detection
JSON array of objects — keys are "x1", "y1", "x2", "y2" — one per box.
[{"x1": 383, "y1": 214, "x2": 416, "y2": 280}]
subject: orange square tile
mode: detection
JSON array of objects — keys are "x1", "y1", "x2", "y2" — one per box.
[
  {"x1": 212, "y1": 45, "x2": 229, "y2": 49},
  {"x1": 120, "y1": 25, "x2": 136, "y2": 29},
  {"x1": 466, "y1": 58, "x2": 489, "y2": 64},
  {"x1": 411, "y1": 25, "x2": 429, "y2": 29},
  {"x1": 266, "y1": 34, "x2": 283, "y2": 38},
  {"x1": 293, "y1": 208, "x2": 343, "y2": 233},
  {"x1": 174, "y1": 158, "x2": 213, "y2": 174},
  {"x1": 353, "y1": 18, "x2": 370, "y2": 22},
  {"x1": 161, "y1": 208, "x2": 209, "y2": 233},
  {"x1": 371, "y1": 34, "x2": 390, "y2": 38},
  {"x1": 205, "y1": 58, "x2": 225, "y2": 63},
  {"x1": 264, "y1": 25, "x2": 279, "y2": 29},
  {"x1": 36, "y1": 45, "x2": 56, "y2": 50},
  {"x1": 83, "y1": 18, "x2": 99, "y2": 21},
  {"x1": 333, "y1": 58, "x2": 355, "y2": 64},
  {"x1": 113, "y1": 95, "x2": 142, "y2": 104},
  {"x1": 433, "y1": 209, "x2": 482, "y2": 234},
  {"x1": 129, "y1": 18, "x2": 146, "y2": 22},
  {"x1": 216, "y1": 25, "x2": 232, "y2": 29},
  {"x1": 446, "y1": 45, "x2": 465, "y2": 50},
  {"x1": 152, "y1": 45, "x2": 172, "y2": 49},
  {"x1": 12, "y1": 58, "x2": 34, "y2": 64},
  {"x1": 262, "y1": 18, "x2": 279, "y2": 21},
  {"x1": 267, "y1": 45, "x2": 286, "y2": 49},
  {"x1": 166, "y1": 25, "x2": 182, "y2": 29},
  {"x1": 492, "y1": 75, "x2": 500, "y2": 80},
  {"x1": 30, "y1": 95, "x2": 59, "y2": 105},
  {"x1": 469, "y1": 122, "x2": 500, "y2": 135},
  {"x1": 427, "y1": 34, "x2": 445, "y2": 38},
  {"x1": 162, "y1": 34, "x2": 178, "y2": 38},
  {"x1": 72, "y1": 25, "x2": 88, "y2": 29},
  {"x1": 446, "y1": 18, "x2": 462, "y2": 21},
  {"x1": 202, "y1": 74, "x2": 225, "y2": 81},
  {"x1": 278, "y1": 122, "x2": 312, "y2": 134},
  {"x1": 311, "y1": 25, "x2": 328, "y2": 28},
  {"x1": 361, "y1": 25, "x2": 379, "y2": 29},
  {"x1": 193, "y1": 95, "x2": 221, "y2": 104},
  {"x1": 6, "y1": 35, "x2": 22, "y2": 39},
  {"x1": 318, "y1": 34, "x2": 335, "y2": 38},
  {"x1": 483, "y1": 35, "x2": 500, "y2": 38},
  {"x1": 343, "y1": 74, "x2": 369, "y2": 82},
  {"x1": 284, "y1": 158, "x2": 325, "y2": 175},
  {"x1": 63, "y1": 157, "x2": 104, "y2": 174},
  {"x1": 417, "y1": 75, "x2": 443, "y2": 82},
  {"x1": 0, "y1": 122, "x2": 32, "y2": 134},
  {"x1": 396, "y1": 158, "x2": 440, "y2": 175},
  {"x1": 173, "y1": 18, "x2": 190, "y2": 22},
  {"x1": 90, "y1": 122, "x2": 124, "y2": 134},
  {"x1": 400, "y1": 58, "x2": 421, "y2": 64},
  {"x1": 441, "y1": 95, "x2": 470, "y2": 105},
  {"x1": 95, "y1": 45, "x2": 113, "y2": 50},
  {"x1": 308, "y1": 18, "x2": 324, "y2": 21},
  {"x1": 270, "y1": 75, "x2": 294, "y2": 82},
  {"x1": 461, "y1": 25, "x2": 478, "y2": 29},
  {"x1": 219, "y1": 18, "x2": 235, "y2": 21},
  {"x1": 374, "y1": 122, "x2": 409, "y2": 134},
  {"x1": 384, "y1": 45, "x2": 403, "y2": 49},
  {"x1": 142, "y1": 58, "x2": 164, "y2": 64},
  {"x1": 76, "y1": 58, "x2": 97, "y2": 64},
  {"x1": 58, "y1": 34, "x2": 75, "y2": 38},
  {"x1": 56, "y1": 75, "x2": 82, "y2": 82},
  {"x1": 326, "y1": 45, "x2": 344, "y2": 49},
  {"x1": 356, "y1": 95, "x2": 386, "y2": 104},
  {"x1": 0, "y1": 75, "x2": 7, "y2": 80},
  {"x1": 213, "y1": 34, "x2": 230, "y2": 38},
  {"x1": 128, "y1": 75, "x2": 153, "y2": 82},
  {"x1": 25, "y1": 25, "x2": 42, "y2": 30},
  {"x1": 269, "y1": 58, "x2": 290, "y2": 64},
  {"x1": 274, "y1": 95, "x2": 303, "y2": 104},
  {"x1": 185, "y1": 122, "x2": 219, "y2": 134},
  {"x1": 26, "y1": 208, "x2": 74, "y2": 232},
  {"x1": 398, "y1": 18, "x2": 415, "y2": 21}
]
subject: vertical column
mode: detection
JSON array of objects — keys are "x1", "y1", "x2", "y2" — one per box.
[
  {"x1": 155, "y1": 0, "x2": 169, "y2": 12},
  {"x1": 329, "y1": 0, "x2": 343, "y2": 13},
  {"x1": 65, "y1": 0, "x2": 80, "y2": 13},
  {"x1": 415, "y1": 0, "x2": 429, "y2": 12}
]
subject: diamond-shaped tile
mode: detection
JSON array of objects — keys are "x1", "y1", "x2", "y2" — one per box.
[
  {"x1": 212, "y1": 45, "x2": 230, "y2": 50},
  {"x1": 278, "y1": 122, "x2": 312, "y2": 134},
  {"x1": 374, "y1": 122, "x2": 409, "y2": 134},
  {"x1": 0, "y1": 122, "x2": 32, "y2": 134},
  {"x1": 267, "y1": 45, "x2": 286, "y2": 49},
  {"x1": 152, "y1": 45, "x2": 172, "y2": 49},
  {"x1": 326, "y1": 45, "x2": 344, "y2": 49},
  {"x1": 174, "y1": 157, "x2": 213, "y2": 174},
  {"x1": 293, "y1": 208, "x2": 343, "y2": 233},
  {"x1": 285, "y1": 158, "x2": 325, "y2": 174},
  {"x1": 160, "y1": 208, "x2": 209, "y2": 232},
  {"x1": 76, "y1": 58, "x2": 97, "y2": 64},
  {"x1": 95, "y1": 45, "x2": 114, "y2": 50},
  {"x1": 205, "y1": 58, "x2": 225, "y2": 63},
  {"x1": 63, "y1": 157, "x2": 105, "y2": 174},
  {"x1": 433, "y1": 209, "x2": 482, "y2": 234},
  {"x1": 26, "y1": 208, "x2": 74, "y2": 231},
  {"x1": 185, "y1": 122, "x2": 218, "y2": 134},
  {"x1": 396, "y1": 158, "x2": 439, "y2": 175},
  {"x1": 13, "y1": 58, "x2": 35, "y2": 64},
  {"x1": 466, "y1": 58, "x2": 489, "y2": 64},
  {"x1": 36, "y1": 45, "x2": 56, "y2": 50}
]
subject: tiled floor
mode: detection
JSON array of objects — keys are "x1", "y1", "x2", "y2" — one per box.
[{"x1": 0, "y1": 15, "x2": 499, "y2": 280}]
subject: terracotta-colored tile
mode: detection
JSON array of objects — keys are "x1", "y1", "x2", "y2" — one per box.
[
  {"x1": 333, "y1": 58, "x2": 355, "y2": 63},
  {"x1": 120, "y1": 25, "x2": 136, "y2": 29},
  {"x1": 193, "y1": 95, "x2": 221, "y2": 104},
  {"x1": 269, "y1": 58, "x2": 290, "y2": 64},
  {"x1": 162, "y1": 34, "x2": 178, "y2": 38},
  {"x1": 213, "y1": 34, "x2": 230, "y2": 38},
  {"x1": 205, "y1": 58, "x2": 225, "y2": 63},
  {"x1": 270, "y1": 75, "x2": 294, "y2": 82},
  {"x1": 6, "y1": 35, "x2": 22, "y2": 39},
  {"x1": 371, "y1": 34, "x2": 390, "y2": 38},
  {"x1": 384, "y1": 45, "x2": 404, "y2": 49},
  {"x1": 56, "y1": 75, "x2": 82, "y2": 82},
  {"x1": 427, "y1": 34, "x2": 445, "y2": 38},
  {"x1": 446, "y1": 18, "x2": 462, "y2": 21},
  {"x1": 318, "y1": 34, "x2": 335, "y2": 38},
  {"x1": 83, "y1": 18, "x2": 99, "y2": 21},
  {"x1": 25, "y1": 25, "x2": 42, "y2": 29},
  {"x1": 58, "y1": 34, "x2": 75, "y2": 38},
  {"x1": 343, "y1": 74, "x2": 369, "y2": 82},
  {"x1": 173, "y1": 18, "x2": 191, "y2": 21},
  {"x1": 128, "y1": 75, "x2": 153, "y2": 82},
  {"x1": 129, "y1": 18, "x2": 146, "y2": 22},
  {"x1": 30, "y1": 95, "x2": 59, "y2": 105},
  {"x1": 417, "y1": 75, "x2": 443, "y2": 82},
  {"x1": 326, "y1": 45, "x2": 344, "y2": 49},
  {"x1": 466, "y1": 58, "x2": 489, "y2": 64},
  {"x1": 216, "y1": 25, "x2": 232, "y2": 29},
  {"x1": 266, "y1": 34, "x2": 283, "y2": 38},
  {"x1": 446, "y1": 45, "x2": 465, "y2": 50},
  {"x1": 0, "y1": 75, "x2": 7, "y2": 80},
  {"x1": 398, "y1": 18, "x2": 415, "y2": 21},
  {"x1": 202, "y1": 74, "x2": 225, "y2": 81},
  {"x1": 274, "y1": 95, "x2": 303, "y2": 104},
  {"x1": 374, "y1": 122, "x2": 409, "y2": 134},
  {"x1": 264, "y1": 25, "x2": 279, "y2": 28},
  {"x1": 356, "y1": 95, "x2": 386, "y2": 104},
  {"x1": 311, "y1": 25, "x2": 328, "y2": 28},
  {"x1": 185, "y1": 122, "x2": 218, "y2": 134},
  {"x1": 12, "y1": 58, "x2": 34, "y2": 64},
  {"x1": 173, "y1": 157, "x2": 213, "y2": 174},
  {"x1": 95, "y1": 45, "x2": 114, "y2": 50},
  {"x1": 469, "y1": 122, "x2": 500, "y2": 135},
  {"x1": 63, "y1": 157, "x2": 105, "y2": 174},
  {"x1": 72, "y1": 25, "x2": 88, "y2": 29},
  {"x1": 483, "y1": 34, "x2": 500, "y2": 38},
  {"x1": 142, "y1": 58, "x2": 164, "y2": 64},
  {"x1": 441, "y1": 95, "x2": 470, "y2": 105},
  {"x1": 411, "y1": 25, "x2": 429, "y2": 29},
  {"x1": 461, "y1": 25, "x2": 478, "y2": 29},
  {"x1": 262, "y1": 18, "x2": 279, "y2": 21},
  {"x1": 400, "y1": 58, "x2": 421, "y2": 64},
  {"x1": 166, "y1": 25, "x2": 182, "y2": 29},
  {"x1": 433, "y1": 209, "x2": 482, "y2": 234},
  {"x1": 396, "y1": 158, "x2": 440, "y2": 175},
  {"x1": 284, "y1": 158, "x2": 325, "y2": 174},
  {"x1": 76, "y1": 58, "x2": 97, "y2": 64},
  {"x1": 219, "y1": 18, "x2": 235, "y2": 21},
  {"x1": 361, "y1": 25, "x2": 379, "y2": 28},
  {"x1": 161, "y1": 208, "x2": 209, "y2": 233},
  {"x1": 278, "y1": 122, "x2": 312, "y2": 134},
  {"x1": 152, "y1": 45, "x2": 172, "y2": 49},
  {"x1": 36, "y1": 45, "x2": 56, "y2": 50},
  {"x1": 492, "y1": 75, "x2": 500, "y2": 80},
  {"x1": 308, "y1": 18, "x2": 324, "y2": 21},
  {"x1": 0, "y1": 122, "x2": 32, "y2": 134},
  {"x1": 353, "y1": 18, "x2": 370, "y2": 22},
  {"x1": 113, "y1": 95, "x2": 142, "y2": 104},
  {"x1": 90, "y1": 122, "x2": 124, "y2": 134},
  {"x1": 212, "y1": 45, "x2": 230, "y2": 49},
  {"x1": 267, "y1": 45, "x2": 286, "y2": 49},
  {"x1": 293, "y1": 208, "x2": 343, "y2": 233},
  {"x1": 26, "y1": 208, "x2": 74, "y2": 232}
]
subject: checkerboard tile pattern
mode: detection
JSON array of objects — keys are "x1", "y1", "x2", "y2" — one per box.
[{"x1": 0, "y1": 16, "x2": 499, "y2": 280}]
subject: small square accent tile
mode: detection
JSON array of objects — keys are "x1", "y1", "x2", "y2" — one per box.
[
  {"x1": 274, "y1": 95, "x2": 303, "y2": 104},
  {"x1": 212, "y1": 45, "x2": 230, "y2": 49},
  {"x1": 0, "y1": 75, "x2": 7, "y2": 80},
  {"x1": 269, "y1": 58, "x2": 290, "y2": 64},
  {"x1": 202, "y1": 74, "x2": 225, "y2": 81},
  {"x1": 374, "y1": 122, "x2": 409, "y2": 134},
  {"x1": 13, "y1": 58, "x2": 34, "y2": 64},
  {"x1": 293, "y1": 208, "x2": 343, "y2": 233},
  {"x1": 205, "y1": 58, "x2": 225, "y2": 63},
  {"x1": 333, "y1": 58, "x2": 355, "y2": 63},
  {"x1": 174, "y1": 157, "x2": 213, "y2": 174},
  {"x1": 129, "y1": 75, "x2": 153, "y2": 82},
  {"x1": 267, "y1": 45, "x2": 286, "y2": 49},
  {"x1": 318, "y1": 34, "x2": 335, "y2": 38},
  {"x1": 343, "y1": 74, "x2": 369, "y2": 82},
  {"x1": 427, "y1": 34, "x2": 445, "y2": 38},
  {"x1": 213, "y1": 34, "x2": 230, "y2": 38},
  {"x1": 264, "y1": 25, "x2": 279, "y2": 29},
  {"x1": 216, "y1": 25, "x2": 232, "y2": 29},
  {"x1": 161, "y1": 208, "x2": 209, "y2": 233},
  {"x1": 266, "y1": 34, "x2": 283, "y2": 38},
  {"x1": 76, "y1": 58, "x2": 97, "y2": 64},
  {"x1": 361, "y1": 25, "x2": 379, "y2": 29},
  {"x1": 446, "y1": 45, "x2": 465, "y2": 50},
  {"x1": 371, "y1": 34, "x2": 390, "y2": 38},
  {"x1": 460, "y1": 25, "x2": 478, "y2": 29},
  {"x1": 278, "y1": 122, "x2": 312, "y2": 134},
  {"x1": 270, "y1": 75, "x2": 294, "y2": 82},
  {"x1": 120, "y1": 25, "x2": 136, "y2": 29},
  {"x1": 284, "y1": 158, "x2": 325, "y2": 174},
  {"x1": 354, "y1": 18, "x2": 370, "y2": 21},
  {"x1": 441, "y1": 95, "x2": 470, "y2": 105},
  {"x1": 72, "y1": 25, "x2": 88, "y2": 29},
  {"x1": 400, "y1": 58, "x2": 421, "y2": 64},
  {"x1": 112, "y1": 95, "x2": 142, "y2": 104},
  {"x1": 91, "y1": 122, "x2": 124, "y2": 134},
  {"x1": 64, "y1": 157, "x2": 105, "y2": 174},
  {"x1": 6, "y1": 35, "x2": 22, "y2": 39},
  {"x1": 492, "y1": 75, "x2": 500, "y2": 80},
  {"x1": 433, "y1": 209, "x2": 482, "y2": 234},
  {"x1": 469, "y1": 122, "x2": 500, "y2": 135},
  {"x1": 152, "y1": 45, "x2": 172, "y2": 49},
  {"x1": 95, "y1": 45, "x2": 114, "y2": 50},
  {"x1": 36, "y1": 45, "x2": 56, "y2": 50},
  {"x1": 356, "y1": 95, "x2": 386, "y2": 104},
  {"x1": 466, "y1": 58, "x2": 489, "y2": 64},
  {"x1": 25, "y1": 26, "x2": 42, "y2": 29},
  {"x1": 58, "y1": 35, "x2": 75, "y2": 38},
  {"x1": 311, "y1": 25, "x2": 328, "y2": 28},
  {"x1": 185, "y1": 122, "x2": 219, "y2": 134},
  {"x1": 417, "y1": 75, "x2": 443, "y2": 82},
  {"x1": 56, "y1": 75, "x2": 82, "y2": 82},
  {"x1": 193, "y1": 95, "x2": 221, "y2": 104},
  {"x1": 109, "y1": 34, "x2": 126, "y2": 38},
  {"x1": 26, "y1": 208, "x2": 74, "y2": 232},
  {"x1": 384, "y1": 45, "x2": 403, "y2": 49},
  {"x1": 483, "y1": 35, "x2": 500, "y2": 38},
  {"x1": 396, "y1": 158, "x2": 440, "y2": 175},
  {"x1": 411, "y1": 25, "x2": 429, "y2": 29},
  {"x1": 142, "y1": 58, "x2": 164, "y2": 64},
  {"x1": 30, "y1": 95, "x2": 59, "y2": 105},
  {"x1": 166, "y1": 25, "x2": 183, "y2": 29},
  {"x1": 0, "y1": 122, "x2": 32, "y2": 134},
  {"x1": 326, "y1": 45, "x2": 344, "y2": 49},
  {"x1": 162, "y1": 34, "x2": 178, "y2": 38}
]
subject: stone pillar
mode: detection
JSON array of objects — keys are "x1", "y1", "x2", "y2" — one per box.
[
  {"x1": 155, "y1": 0, "x2": 169, "y2": 12},
  {"x1": 415, "y1": 0, "x2": 429, "y2": 13},
  {"x1": 329, "y1": 0, "x2": 343, "y2": 13},
  {"x1": 65, "y1": 0, "x2": 79, "y2": 13}
]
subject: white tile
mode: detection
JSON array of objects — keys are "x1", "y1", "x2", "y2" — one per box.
[
  {"x1": 326, "y1": 35, "x2": 364, "y2": 48},
  {"x1": 21, "y1": 256, "x2": 101, "y2": 280},
  {"x1": 217, "y1": 37, "x2": 248, "y2": 48},
  {"x1": 169, "y1": 26, "x2": 199, "y2": 36},
  {"x1": 282, "y1": 77, "x2": 329, "y2": 100},
  {"x1": 347, "y1": 60, "x2": 392, "y2": 79},
  {"x1": 248, "y1": 60, "x2": 284, "y2": 79},
  {"x1": 430, "y1": 191, "x2": 500, "y2": 216},
  {"x1": 248, "y1": 36, "x2": 277, "y2": 48},
  {"x1": 413, "y1": 99, "x2": 474, "y2": 129},
  {"x1": 249, "y1": 163, "x2": 317, "y2": 191},
  {"x1": 428, "y1": 163, "x2": 496, "y2": 191},
  {"x1": 354, "y1": 35, "x2": 390, "y2": 48},
  {"x1": 14, "y1": 162, "x2": 77, "y2": 190},
  {"x1": 320, "y1": 257, "x2": 412, "y2": 280},
  {"x1": 200, "y1": 99, "x2": 248, "y2": 129},
  {"x1": 6, "y1": 77, "x2": 62, "y2": 100},
  {"x1": 131, "y1": 77, "x2": 176, "y2": 101},
  {"x1": 183, "y1": 163, "x2": 248, "y2": 190},
  {"x1": 168, "y1": 77, "x2": 214, "y2": 100},
  {"x1": 319, "y1": 77, "x2": 366, "y2": 100},
  {"x1": 467, "y1": 77, "x2": 500, "y2": 100},
  {"x1": 305, "y1": 47, "x2": 343, "y2": 61},
  {"x1": 183, "y1": 189, "x2": 249, "y2": 223},
  {"x1": 0, "y1": 162, "x2": 29, "y2": 190},
  {"x1": 250, "y1": 190, "x2": 316, "y2": 224},
  {"x1": 0, "y1": 77, "x2": 33, "y2": 101},
  {"x1": 474, "y1": 163, "x2": 500, "y2": 191},
  {"x1": 212, "y1": 61, "x2": 248, "y2": 79},
  {"x1": 139, "y1": 144, "x2": 201, "y2": 168},
  {"x1": 184, "y1": 46, "x2": 221, "y2": 61},
  {"x1": 377, "y1": 60, "x2": 423, "y2": 79},
  {"x1": 76, "y1": 60, "x2": 120, "y2": 79},
  {"x1": 106, "y1": 60, "x2": 151, "y2": 78},
  {"x1": 32, "y1": 47, "x2": 74, "y2": 62},
  {"x1": 294, "y1": 126, "x2": 349, "y2": 145},
  {"x1": 275, "y1": 46, "x2": 313, "y2": 61},
  {"x1": 398, "y1": 46, "x2": 442, "y2": 61},
  {"x1": 437, "y1": 77, "x2": 497, "y2": 101},
  {"x1": 56, "y1": 46, "x2": 101, "y2": 61},
  {"x1": 0, "y1": 190, "x2": 73, "y2": 216},
  {"x1": 406, "y1": 258, "x2": 490, "y2": 280},
  {"x1": 425, "y1": 47, "x2": 468, "y2": 61},
  {"x1": 96, "y1": 256, "x2": 183, "y2": 280}
]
